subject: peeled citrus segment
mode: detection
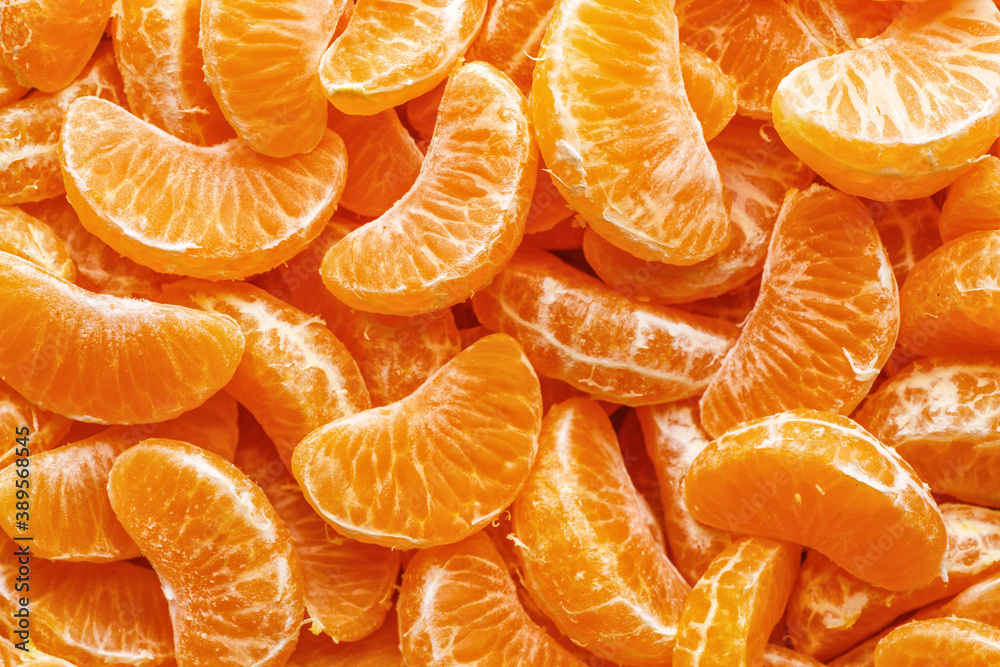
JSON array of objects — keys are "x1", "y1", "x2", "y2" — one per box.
[
  {"x1": 673, "y1": 537, "x2": 800, "y2": 667},
  {"x1": 679, "y1": 44, "x2": 737, "y2": 141},
  {"x1": 236, "y1": 412, "x2": 399, "y2": 642},
  {"x1": 525, "y1": 167, "x2": 574, "y2": 234},
  {"x1": 319, "y1": 0, "x2": 486, "y2": 115},
  {"x1": 0, "y1": 206, "x2": 76, "y2": 281},
  {"x1": 108, "y1": 439, "x2": 305, "y2": 667},
  {"x1": 398, "y1": 532, "x2": 584, "y2": 666},
  {"x1": 0, "y1": 636, "x2": 75, "y2": 667},
  {"x1": 403, "y1": 81, "x2": 446, "y2": 150},
  {"x1": 522, "y1": 215, "x2": 585, "y2": 250},
  {"x1": 59, "y1": 97, "x2": 348, "y2": 280},
  {"x1": 617, "y1": 410, "x2": 668, "y2": 543},
  {"x1": 897, "y1": 231, "x2": 1000, "y2": 357},
  {"x1": 0, "y1": 253, "x2": 244, "y2": 424},
  {"x1": 583, "y1": 117, "x2": 813, "y2": 305},
  {"x1": 0, "y1": 379, "x2": 70, "y2": 467},
  {"x1": 201, "y1": 0, "x2": 341, "y2": 156},
  {"x1": 867, "y1": 197, "x2": 942, "y2": 284},
  {"x1": 533, "y1": 0, "x2": 729, "y2": 265},
  {"x1": 874, "y1": 618, "x2": 1000, "y2": 667},
  {"x1": 160, "y1": 278, "x2": 370, "y2": 469},
  {"x1": 772, "y1": 0, "x2": 1000, "y2": 200},
  {"x1": 0, "y1": 42, "x2": 125, "y2": 206},
  {"x1": 686, "y1": 409, "x2": 947, "y2": 591},
  {"x1": 321, "y1": 62, "x2": 536, "y2": 315},
  {"x1": 293, "y1": 334, "x2": 541, "y2": 549},
  {"x1": 938, "y1": 156, "x2": 1000, "y2": 241},
  {"x1": 466, "y1": 0, "x2": 555, "y2": 94},
  {"x1": 113, "y1": 0, "x2": 235, "y2": 146},
  {"x1": 0, "y1": 62, "x2": 28, "y2": 106},
  {"x1": 916, "y1": 570, "x2": 1000, "y2": 625},
  {"x1": 472, "y1": 247, "x2": 739, "y2": 406},
  {"x1": 762, "y1": 645, "x2": 825, "y2": 667},
  {"x1": 677, "y1": 276, "x2": 761, "y2": 325},
  {"x1": 287, "y1": 613, "x2": 404, "y2": 666},
  {"x1": 0, "y1": 0, "x2": 114, "y2": 92},
  {"x1": 511, "y1": 398, "x2": 690, "y2": 666},
  {"x1": 699, "y1": 185, "x2": 898, "y2": 439}
]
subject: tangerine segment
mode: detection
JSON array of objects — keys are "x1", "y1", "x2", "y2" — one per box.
[
  {"x1": 583, "y1": 117, "x2": 813, "y2": 305},
  {"x1": 679, "y1": 44, "x2": 737, "y2": 141},
  {"x1": 107, "y1": 439, "x2": 305, "y2": 667},
  {"x1": 673, "y1": 537, "x2": 801, "y2": 667},
  {"x1": 897, "y1": 231, "x2": 1000, "y2": 357},
  {"x1": 201, "y1": 0, "x2": 341, "y2": 157},
  {"x1": 772, "y1": 0, "x2": 1000, "y2": 200},
  {"x1": 398, "y1": 532, "x2": 584, "y2": 666},
  {"x1": 524, "y1": 168, "x2": 574, "y2": 234},
  {"x1": 114, "y1": 0, "x2": 235, "y2": 146},
  {"x1": 521, "y1": 215, "x2": 585, "y2": 250},
  {"x1": 60, "y1": 99, "x2": 347, "y2": 280},
  {"x1": 0, "y1": 253, "x2": 244, "y2": 424},
  {"x1": 0, "y1": 379, "x2": 70, "y2": 467},
  {"x1": 0, "y1": 636, "x2": 75, "y2": 667},
  {"x1": 292, "y1": 334, "x2": 542, "y2": 549},
  {"x1": 532, "y1": 0, "x2": 729, "y2": 265},
  {"x1": 698, "y1": 185, "x2": 898, "y2": 439},
  {"x1": 916, "y1": 570, "x2": 1000, "y2": 625},
  {"x1": 236, "y1": 413, "x2": 400, "y2": 643},
  {"x1": 866, "y1": 197, "x2": 942, "y2": 285},
  {"x1": 472, "y1": 248, "x2": 738, "y2": 406},
  {"x1": 0, "y1": 0, "x2": 114, "y2": 92},
  {"x1": 854, "y1": 357, "x2": 1000, "y2": 507},
  {"x1": 0, "y1": 206, "x2": 76, "y2": 281},
  {"x1": 0, "y1": 42, "x2": 125, "y2": 206},
  {"x1": 512, "y1": 399, "x2": 690, "y2": 666},
  {"x1": 686, "y1": 410, "x2": 947, "y2": 591},
  {"x1": 938, "y1": 156, "x2": 1000, "y2": 242},
  {"x1": 761, "y1": 645, "x2": 825, "y2": 667},
  {"x1": 0, "y1": 62, "x2": 28, "y2": 106},
  {"x1": 874, "y1": 618, "x2": 1000, "y2": 667},
  {"x1": 286, "y1": 614, "x2": 404, "y2": 666},
  {"x1": 465, "y1": 0, "x2": 556, "y2": 94},
  {"x1": 160, "y1": 279, "x2": 370, "y2": 470},
  {"x1": 321, "y1": 62, "x2": 536, "y2": 316},
  {"x1": 319, "y1": 0, "x2": 486, "y2": 115},
  {"x1": 785, "y1": 503, "x2": 1000, "y2": 661}
]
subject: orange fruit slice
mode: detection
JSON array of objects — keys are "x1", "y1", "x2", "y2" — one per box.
[
  {"x1": 0, "y1": 636, "x2": 75, "y2": 666},
  {"x1": 472, "y1": 247, "x2": 739, "y2": 406},
  {"x1": 292, "y1": 334, "x2": 542, "y2": 549},
  {"x1": 0, "y1": 0, "x2": 115, "y2": 92},
  {"x1": 677, "y1": 276, "x2": 761, "y2": 325},
  {"x1": 617, "y1": 409, "x2": 667, "y2": 543},
  {"x1": 108, "y1": 439, "x2": 305, "y2": 666},
  {"x1": 582, "y1": 117, "x2": 813, "y2": 305},
  {"x1": 0, "y1": 205, "x2": 76, "y2": 281},
  {"x1": 679, "y1": 44, "x2": 738, "y2": 141},
  {"x1": 673, "y1": 537, "x2": 801, "y2": 667},
  {"x1": 522, "y1": 215, "x2": 585, "y2": 250},
  {"x1": 866, "y1": 197, "x2": 942, "y2": 285},
  {"x1": 321, "y1": 61, "x2": 535, "y2": 315},
  {"x1": 0, "y1": 378, "x2": 70, "y2": 466},
  {"x1": 286, "y1": 613, "x2": 404, "y2": 666},
  {"x1": 698, "y1": 185, "x2": 898, "y2": 438},
  {"x1": 160, "y1": 278, "x2": 370, "y2": 469},
  {"x1": 938, "y1": 156, "x2": 1000, "y2": 242},
  {"x1": 511, "y1": 398, "x2": 690, "y2": 665},
  {"x1": 762, "y1": 645, "x2": 825, "y2": 667},
  {"x1": 0, "y1": 62, "x2": 28, "y2": 106},
  {"x1": 524, "y1": 168, "x2": 574, "y2": 234},
  {"x1": 398, "y1": 532, "x2": 583, "y2": 666},
  {"x1": 0, "y1": 253, "x2": 244, "y2": 424},
  {"x1": 59, "y1": 96, "x2": 348, "y2": 280},
  {"x1": 113, "y1": 0, "x2": 235, "y2": 146},
  {"x1": 318, "y1": 0, "x2": 486, "y2": 115},
  {"x1": 686, "y1": 409, "x2": 947, "y2": 592},
  {"x1": 772, "y1": 0, "x2": 1000, "y2": 200},
  {"x1": 916, "y1": 570, "x2": 1000, "y2": 626},
  {"x1": 874, "y1": 618, "x2": 1000, "y2": 666},
  {"x1": 465, "y1": 0, "x2": 555, "y2": 94},
  {"x1": 402, "y1": 81, "x2": 446, "y2": 150},
  {"x1": 897, "y1": 231, "x2": 1000, "y2": 357},
  {"x1": 0, "y1": 42, "x2": 125, "y2": 205},
  {"x1": 532, "y1": 0, "x2": 729, "y2": 265}
]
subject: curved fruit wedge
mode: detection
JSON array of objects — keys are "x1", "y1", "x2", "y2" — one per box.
[
  {"x1": 201, "y1": 0, "x2": 342, "y2": 156},
  {"x1": 680, "y1": 44, "x2": 737, "y2": 141},
  {"x1": 286, "y1": 613, "x2": 404, "y2": 666},
  {"x1": 465, "y1": 0, "x2": 556, "y2": 94},
  {"x1": 473, "y1": 247, "x2": 738, "y2": 406},
  {"x1": 0, "y1": 0, "x2": 114, "y2": 92},
  {"x1": 773, "y1": 0, "x2": 1000, "y2": 200},
  {"x1": 938, "y1": 156, "x2": 1000, "y2": 241},
  {"x1": 686, "y1": 410, "x2": 947, "y2": 591},
  {"x1": 319, "y1": 0, "x2": 486, "y2": 115},
  {"x1": 0, "y1": 253, "x2": 244, "y2": 424},
  {"x1": 673, "y1": 537, "x2": 800, "y2": 667},
  {"x1": 321, "y1": 61, "x2": 536, "y2": 315},
  {"x1": 59, "y1": 96, "x2": 348, "y2": 280},
  {"x1": 699, "y1": 185, "x2": 898, "y2": 438},
  {"x1": 0, "y1": 636, "x2": 75, "y2": 666},
  {"x1": 762, "y1": 645, "x2": 824, "y2": 667},
  {"x1": 874, "y1": 618, "x2": 1000, "y2": 667},
  {"x1": 512, "y1": 399, "x2": 690, "y2": 666},
  {"x1": 916, "y1": 570, "x2": 1000, "y2": 626},
  {"x1": 868, "y1": 196, "x2": 942, "y2": 284},
  {"x1": 0, "y1": 206, "x2": 76, "y2": 281},
  {"x1": 108, "y1": 439, "x2": 305, "y2": 667},
  {"x1": 0, "y1": 379, "x2": 70, "y2": 467},
  {"x1": 0, "y1": 62, "x2": 27, "y2": 106},
  {"x1": 525, "y1": 168, "x2": 574, "y2": 234},
  {"x1": 398, "y1": 532, "x2": 584, "y2": 666},
  {"x1": 533, "y1": 0, "x2": 729, "y2": 265}
]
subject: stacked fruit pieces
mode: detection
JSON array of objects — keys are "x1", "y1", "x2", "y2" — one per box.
[{"x1": 1, "y1": 0, "x2": 1000, "y2": 665}]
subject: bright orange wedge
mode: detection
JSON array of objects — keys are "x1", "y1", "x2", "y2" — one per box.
[
  {"x1": 0, "y1": 378, "x2": 70, "y2": 466},
  {"x1": 0, "y1": 206, "x2": 76, "y2": 281},
  {"x1": 679, "y1": 44, "x2": 738, "y2": 141},
  {"x1": 874, "y1": 618, "x2": 1000, "y2": 667},
  {"x1": 465, "y1": 0, "x2": 556, "y2": 94},
  {"x1": 938, "y1": 156, "x2": 1000, "y2": 242}
]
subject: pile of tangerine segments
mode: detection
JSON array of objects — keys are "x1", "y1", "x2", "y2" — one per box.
[{"x1": 1, "y1": 0, "x2": 1000, "y2": 665}]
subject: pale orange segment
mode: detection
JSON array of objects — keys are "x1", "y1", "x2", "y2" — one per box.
[
  {"x1": 938, "y1": 155, "x2": 1000, "y2": 241},
  {"x1": 0, "y1": 42, "x2": 125, "y2": 205},
  {"x1": 108, "y1": 439, "x2": 305, "y2": 667},
  {"x1": 292, "y1": 334, "x2": 542, "y2": 549},
  {"x1": 0, "y1": 0, "x2": 115, "y2": 92},
  {"x1": 0, "y1": 206, "x2": 76, "y2": 281},
  {"x1": 398, "y1": 532, "x2": 584, "y2": 666},
  {"x1": 319, "y1": 0, "x2": 486, "y2": 115},
  {"x1": 772, "y1": 0, "x2": 1000, "y2": 200},
  {"x1": 0, "y1": 62, "x2": 28, "y2": 106},
  {"x1": 865, "y1": 197, "x2": 942, "y2": 285},
  {"x1": 465, "y1": 0, "x2": 556, "y2": 94},
  {"x1": 679, "y1": 44, "x2": 737, "y2": 141},
  {"x1": 0, "y1": 379, "x2": 70, "y2": 467},
  {"x1": 532, "y1": 0, "x2": 730, "y2": 265},
  {"x1": 286, "y1": 613, "x2": 404, "y2": 666},
  {"x1": 59, "y1": 96, "x2": 348, "y2": 280},
  {"x1": 0, "y1": 253, "x2": 244, "y2": 424},
  {"x1": 874, "y1": 618, "x2": 1000, "y2": 666},
  {"x1": 321, "y1": 62, "x2": 536, "y2": 315},
  {"x1": 699, "y1": 185, "x2": 899, "y2": 439},
  {"x1": 512, "y1": 398, "x2": 690, "y2": 666}
]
